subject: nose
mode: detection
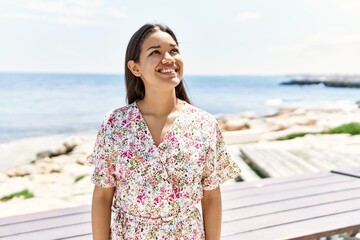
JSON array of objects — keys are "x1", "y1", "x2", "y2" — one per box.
[{"x1": 161, "y1": 52, "x2": 175, "y2": 64}]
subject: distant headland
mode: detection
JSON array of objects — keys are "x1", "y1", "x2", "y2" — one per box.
[{"x1": 281, "y1": 74, "x2": 360, "y2": 88}]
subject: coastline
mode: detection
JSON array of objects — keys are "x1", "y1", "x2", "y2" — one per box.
[
  {"x1": 0, "y1": 100, "x2": 359, "y2": 218},
  {"x1": 0, "y1": 133, "x2": 94, "y2": 171}
]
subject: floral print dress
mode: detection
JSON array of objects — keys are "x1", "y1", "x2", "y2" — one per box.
[{"x1": 87, "y1": 101, "x2": 241, "y2": 240}]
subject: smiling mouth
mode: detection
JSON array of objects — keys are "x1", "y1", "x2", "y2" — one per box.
[{"x1": 157, "y1": 68, "x2": 178, "y2": 74}]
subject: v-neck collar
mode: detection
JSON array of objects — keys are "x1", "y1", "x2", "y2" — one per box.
[{"x1": 133, "y1": 100, "x2": 187, "y2": 149}]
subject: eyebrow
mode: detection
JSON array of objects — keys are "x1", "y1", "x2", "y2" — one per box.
[{"x1": 146, "y1": 44, "x2": 178, "y2": 51}]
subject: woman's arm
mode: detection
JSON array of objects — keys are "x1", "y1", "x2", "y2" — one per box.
[
  {"x1": 92, "y1": 186, "x2": 115, "y2": 240},
  {"x1": 201, "y1": 186, "x2": 222, "y2": 240}
]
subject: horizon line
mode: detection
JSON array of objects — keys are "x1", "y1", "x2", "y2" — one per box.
[{"x1": 0, "y1": 70, "x2": 286, "y2": 77}]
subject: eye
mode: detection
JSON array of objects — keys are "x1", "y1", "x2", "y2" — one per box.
[
  {"x1": 171, "y1": 48, "x2": 180, "y2": 54},
  {"x1": 149, "y1": 50, "x2": 160, "y2": 56}
]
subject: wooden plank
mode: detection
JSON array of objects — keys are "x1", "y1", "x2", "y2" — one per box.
[
  {"x1": 334, "y1": 152, "x2": 360, "y2": 167},
  {"x1": 322, "y1": 151, "x2": 359, "y2": 168},
  {"x1": 0, "y1": 212, "x2": 90, "y2": 238},
  {"x1": 223, "y1": 187, "x2": 360, "y2": 222},
  {"x1": 240, "y1": 147, "x2": 289, "y2": 177},
  {"x1": 0, "y1": 222, "x2": 91, "y2": 240},
  {"x1": 226, "y1": 145, "x2": 261, "y2": 182},
  {"x1": 223, "y1": 179, "x2": 360, "y2": 210},
  {"x1": 1, "y1": 171, "x2": 359, "y2": 240},
  {"x1": 220, "y1": 172, "x2": 333, "y2": 192},
  {"x1": 0, "y1": 205, "x2": 91, "y2": 226},
  {"x1": 240, "y1": 147, "x2": 327, "y2": 178},
  {"x1": 260, "y1": 149, "x2": 305, "y2": 175},
  {"x1": 293, "y1": 148, "x2": 336, "y2": 171},
  {"x1": 331, "y1": 167, "x2": 360, "y2": 178},
  {"x1": 221, "y1": 198, "x2": 360, "y2": 237},
  {"x1": 273, "y1": 149, "x2": 319, "y2": 173},
  {"x1": 222, "y1": 209, "x2": 360, "y2": 240},
  {"x1": 302, "y1": 148, "x2": 360, "y2": 171},
  {"x1": 343, "y1": 153, "x2": 360, "y2": 163},
  {"x1": 222, "y1": 174, "x2": 354, "y2": 201},
  {"x1": 61, "y1": 234, "x2": 91, "y2": 240}
]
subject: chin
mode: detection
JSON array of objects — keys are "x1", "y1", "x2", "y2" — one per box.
[{"x1": 170, "y1": 77, "x2": 182, "y2": 86}]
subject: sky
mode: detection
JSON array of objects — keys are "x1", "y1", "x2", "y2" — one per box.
[{"x1": 0, "y1": 0, "x2": 359, "y2": 75}]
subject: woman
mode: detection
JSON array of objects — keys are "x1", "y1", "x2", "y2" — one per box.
[{"x1": 88, "y1": 23, "x2": 241, "y2": 240}]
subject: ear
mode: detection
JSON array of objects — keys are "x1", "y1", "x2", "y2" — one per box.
[{"x1": 127, "y1": 60, "x2": 141, "y2": 77}]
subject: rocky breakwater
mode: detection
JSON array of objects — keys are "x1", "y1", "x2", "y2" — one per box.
[
  {"x1": 218, "y1": 100, "x2": 360, "y2": 143},
  {"x1": 0, "y1": 135, "x2": 95, "y2": 218},
  {"x1": 281, "y1": 74, "x2": 360, "y2": 88}
]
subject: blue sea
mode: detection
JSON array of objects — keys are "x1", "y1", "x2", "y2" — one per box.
[{"x1": 0, "y1": 73, "x2": 359, "y2": 143}]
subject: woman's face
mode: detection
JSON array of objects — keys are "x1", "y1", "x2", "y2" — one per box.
[{"x1": 129, "y1": 30, "x2": 184, "y2": 92}]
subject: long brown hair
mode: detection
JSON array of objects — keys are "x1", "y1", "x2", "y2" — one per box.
[{"x1": 125, "y1": 23, "x2": 191, "y2": 104}]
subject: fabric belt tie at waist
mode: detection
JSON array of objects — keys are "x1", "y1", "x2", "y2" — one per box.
[{"x1": 112, "y1": 206, "x2": 198, "y2": 225}]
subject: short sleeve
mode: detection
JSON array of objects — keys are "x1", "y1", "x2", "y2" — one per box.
[
  {"x1": 86, "y1": 113, "x2": 117, "y2": 188},
  {"x1": 202, "y1": 121, "x2": 241, "y2": 191}
]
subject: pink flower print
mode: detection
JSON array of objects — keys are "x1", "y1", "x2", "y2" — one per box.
[
  {"x1": 169, "y1": 193, "x2": 175, "y2": 201},
  {"x1": 135, "y1": 155, "x2": 144, "y2": 164},
  {"x1": 153, "y1": 196, "x2": 160, "y2": 205},
  {"x1": 194, "y1": 142, "x2": 202, "y2": 149},
  {"x1": 107, "y1": 114, "x2": 116, "y2": 126},
  {"x1": 167, "y1": 131, "x2": 177, "y2": 142},
  {"x1": 174, "y1": 187, "x2": 182, "y2": 198},
  {"x1": 137, "y1": 193, "x2": 145, "y2": 204},
  {"x1": 184, "y1": 191, "x2": 190, "y2": 198},
  {"x1": 121, "y1": 150, "x2": 133, "y2": 159},
  {"x1": 174, "y1": 230, "x2": 182, "y2": 239},
  {"x1": 183, "y1": 132, "x2": 191, "y2": 138},
  {"x1": 121, "y1": 119, "x2": 128, "y2": 126},
  {"x1": 113, "y1": 132, "x2": 123, "y2": 140},
  {"x1": 140, "y1": 134, "x2": 147, "y2": 142},
  {"x1": 135, "y1": 114, "x2": 141, "y2": 122},
  {"x1": 145, "y1": 176, "x2": 157, "y2": 187}
]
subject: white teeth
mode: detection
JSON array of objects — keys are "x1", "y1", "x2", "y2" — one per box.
[{"x1": 160, "y1": 68, "x2": 176, "y2": 73}]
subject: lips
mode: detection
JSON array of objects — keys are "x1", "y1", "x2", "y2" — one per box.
[{"x1": 157, "y1": 67, "x2": 179, "y2": 74}]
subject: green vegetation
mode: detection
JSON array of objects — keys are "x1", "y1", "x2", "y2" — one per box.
[
  {"x1": 244, "y1": 123, "x2": 251, "y2": 129},
  {"x1": 276, "y1": 132, "x2": 318, "y2": 140},
  {"x1": 75, "y1": 174, "x2": 89, "y2": 183},
  {"x1": 327, "y1": 122, "x2": 360, "y2": 135},
  {"x1": 275, "y1": 122, "x2": 360, "y2": 141},
  {"x1": 0, "y1": 189, "x2": 34, "y2": 202}
]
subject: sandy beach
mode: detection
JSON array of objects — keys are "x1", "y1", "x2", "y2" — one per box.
[{"x1": 0, "y1": 100, "x2": 359, "y2": 218}]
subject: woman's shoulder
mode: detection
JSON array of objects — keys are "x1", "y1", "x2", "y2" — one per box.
[
  {"x1": 101, "y1": 102, "x2": 137, "y2": 127},
  {"x1": 185, "y1": 103, "x2": 218, "y2": 125}
]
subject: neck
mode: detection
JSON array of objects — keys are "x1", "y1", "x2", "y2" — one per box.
[{"x1": 137, "y1": 89, "x2": 179, "y2": 116}]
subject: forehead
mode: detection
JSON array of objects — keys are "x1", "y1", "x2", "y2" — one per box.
[{"x1": 142, "y1": 31, "x2": 177, "y2": 49}]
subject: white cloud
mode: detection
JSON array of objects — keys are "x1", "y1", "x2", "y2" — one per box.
[
  {"x1": 0, "y1": 0, "x2": 127, "y2": 26},
  {"x1": 2, "y1": 13, "x2": 35, "y2": 20},
  {"x1": 54, "y1": 16, "x2": 101, "y2": 26},
  {"x1": 0, "y1": 0, "x2": 14, "y2": 4},
  {"x1": 236, "y1": 12, "x2": 262, "y2": 23},
  {"x1": 3, "y1": 12, "x2": 102, "y2": 26},
  {"x1": 267, "y1": 29, "x2": 360, "y2": 74},
  {"x1": 275, "y1": 30, "x2": 360, "y2": 54},
  {"x1": 24, "y1": 0, "x2": 102, "y2": 17},
  {"x1": 339, "y1": 0, "x2": 360, "y2": 11},
  {"x1": 106, "y1": 7, "x2": 127, "y2": 18}
]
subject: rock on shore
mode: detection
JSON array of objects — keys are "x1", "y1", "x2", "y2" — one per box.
[{"x1": 0, "y1": 135, "x2": 95, "y2": 217}]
